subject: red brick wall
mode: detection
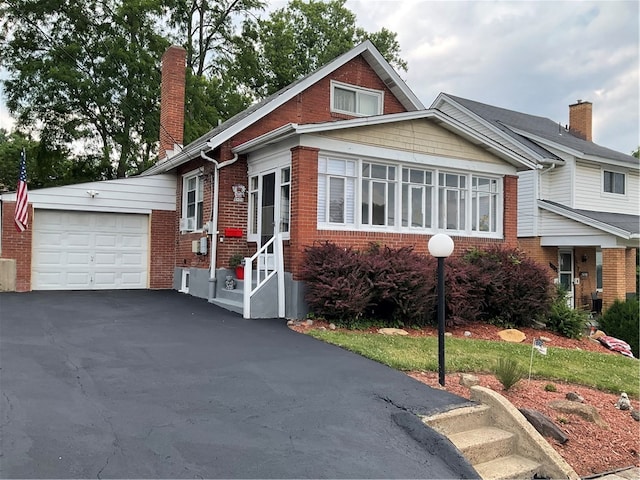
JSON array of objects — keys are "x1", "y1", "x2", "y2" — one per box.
[
  {"x1": 149, "y1": 209, "x2": 177, "y2": 289},
  {"x1": 1, "y1": 201, "x2": 32, "y2": 291},
  {"x1": 518, "y1": 238, "x2": 559, "y2": 279},
  {"x1": 159, "y1": 46, "x2": 186, "y2": 160}
]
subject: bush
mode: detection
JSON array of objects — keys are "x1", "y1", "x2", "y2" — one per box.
[
  {"x1": 463, "y1": 246, "x2": 554, "y2": 327},
  {"x1": 546, "y1": 286, "x2": 587, "y2": 339},
  {"x1": 493, "y1": 356, "x2": 525, "y2": 391},
  {"x1": 365, "y1": 245, "x2": 437, "y2": 326},
  {"x1": 443, "y1": 258, "x2": 486, "y2": 326},
  {"x1": 599, "y1": 298, "x2": 639, "y2": 357},
  {"x1": 300, "y1": 242, "x2": 373, "y2": 325}
]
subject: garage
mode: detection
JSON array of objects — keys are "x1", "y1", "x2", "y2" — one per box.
[
  {"x1": 32, "y1": 210, "x2": 149, "y2": 290},
  {"x1": 0, "y1": 174, "x2": 176, "y2": 292}
]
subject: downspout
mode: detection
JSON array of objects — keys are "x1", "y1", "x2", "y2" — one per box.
[{"x1": 200, "y1": 150, "x2": 239, "y2": 296}]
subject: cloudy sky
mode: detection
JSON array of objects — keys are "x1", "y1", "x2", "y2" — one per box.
[{"x1": 1, "y1": 0, "x2": 638, "y2": 154}]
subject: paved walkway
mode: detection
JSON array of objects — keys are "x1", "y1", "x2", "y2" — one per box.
[{"x1": 1, "y1": 290, "x2": 475, "y2": 479}]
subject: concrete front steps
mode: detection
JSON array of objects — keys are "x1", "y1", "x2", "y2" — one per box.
[{"x1": 422, "y1": 386, "x2": 580, "y2": 480}]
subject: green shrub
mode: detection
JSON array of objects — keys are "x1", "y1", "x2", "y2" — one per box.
[
  {"x1": 546, "y1": 287, "x2": 587, "y2": 339},
  {"x1": 598, "y1": 298, "x2": 639, "y2": 357},
  {"x1": 544, "y1": 383, "x2": 557, "y2": 392},
  {"x1": 493, "y1": 356, "x2": 525, "y2": 391},
  {"x1": 463, "y1": 246, "x2": 554, "y2": 327}
]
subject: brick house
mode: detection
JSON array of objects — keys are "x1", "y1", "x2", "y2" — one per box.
[
  {"x1": 141, "y1": 42, "x2": 536, "y2": 318},
  {"x1": 431, "y1": 94, "x2": 639, "y2": 311}
]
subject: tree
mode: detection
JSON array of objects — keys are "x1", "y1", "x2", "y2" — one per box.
[
  {"x1": 0, "y1": 0, "x2": 168, "y2": 178},
  {"x1": 227, "y1": 0, "x2": 408, "y2": 98},
  {"x1": 632, "y1": 147, "x2": 639, "y2": 159}
]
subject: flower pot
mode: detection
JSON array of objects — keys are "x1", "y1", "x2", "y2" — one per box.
[{"x1": 235, "y1": 265, "x2": 244, "y2": 280}]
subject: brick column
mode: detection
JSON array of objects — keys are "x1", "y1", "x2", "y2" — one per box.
[
  {"x1": 601, "y1": 247, "x2": 627, "y2": 309},
  {"x1": 503, "y1": 175, "x2": 518, "y2": 247},
  {"x1": 290, "y1": 146, "x2": 319, "y2": 279},
  {"x1": 149, "y1": 210, "x2": 177, "y2": 289},
  {"x1": 625, "y1": 247, "x2": 637, "y2": 297}
]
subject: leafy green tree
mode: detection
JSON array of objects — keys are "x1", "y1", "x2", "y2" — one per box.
[
  {"x1": 632, "y1": 147, "x2": 639, "y2": 159},
  {"x1": 0, "y1": 0, "x2": 168, "y2": 178},
  {"x1": 227, "y1": 0, "x2": 408, "y2": 97}
]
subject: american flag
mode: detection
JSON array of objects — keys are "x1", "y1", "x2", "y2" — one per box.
[
  {"x1": 14, "y1": 149, "x2": 28, "y2": 232},
  {"x1": 534, "y1": 338, "x2": 547, "y2": 355}
]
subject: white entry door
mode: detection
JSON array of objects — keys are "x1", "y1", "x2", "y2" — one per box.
[
  {"x1": 32, "y1": 210, "x2": 149, "y2": 290},
  {"x1": 558, "y1": 250, "x2": 574, "y2": 307}
]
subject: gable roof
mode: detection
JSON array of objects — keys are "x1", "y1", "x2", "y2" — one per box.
[
  {"x1": 539, "y1": 200, "x2": 640, "y2": 240},
  {"x1": 142, "y1": 41, "x2": 424, "y2": 176},
  {"x1": 432, "y1": 93, "x2": 638, "y2": 168},
  {"x1": 232, "y1": 109, "x2": 538, "y2": 171}
]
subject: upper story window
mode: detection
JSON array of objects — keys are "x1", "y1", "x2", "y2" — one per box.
[
  {"x1": 317, "y1": 156, "x2": 502, "y2": 237},
  {"x1": 603, "y1": 170, "x2": 625, "y2": 195},
  {"x1": 331, "y1": 81, "x2": 383, "y2": 116},
  {"x1": 181, "y1": 170, "x2": 204, "y2": 232}
]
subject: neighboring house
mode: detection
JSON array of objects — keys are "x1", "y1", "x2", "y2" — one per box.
[
  {"x1": 431, "y1": 94, "x2": 639, "y2": 311},
  {"x1": 138, "y1": 42, "x2": 536, "y2": 318}
]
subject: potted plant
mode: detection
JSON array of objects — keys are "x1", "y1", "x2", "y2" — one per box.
[{"x1": 229, "y1": 254, "x2": 245, "y2": 280}]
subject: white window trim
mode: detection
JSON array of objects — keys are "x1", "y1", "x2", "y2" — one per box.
[
  {"x1": 601, "y1": 168, "x2": 627, "y2": 197},
  {"x1": 330, "y1": 80, "x2": 384, "y2": 117},
  {"x1": 317, "y1": 155, "x2": 504, "y2": 238},
  {"x1": 181, "y1": 169, "x2": 205, "y2": 233}
]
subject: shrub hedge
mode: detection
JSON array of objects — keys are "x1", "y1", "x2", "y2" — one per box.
[
  {"x1": 301, "y1": 242, "x2": 555, "y2": 330},
  {"x1": 598, "y1": 298, "x2": 639, "y2": 357}
]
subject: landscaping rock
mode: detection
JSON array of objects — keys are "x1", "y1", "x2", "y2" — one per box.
[
  {"x1": 566, "y1": 392, "x2": 584, "y2": 403},
  {"x1": 378, "y1": 328, "x2": 409, "y2": 336},
  {"x1": 329, "y1": 323, "x2": 336, "y2": 330},
  {"x1": 463, "y1": 331, "x2": 472, "y2": 337},
  {"x1": 548, "y1": 400, "x2": 608, "y2": 428},
  {"x1": 615, "y1": 393, "x2": 632, "y2": 410},
  {"x1": 306, "y1": 319, "x2": 314, "y2": 326},
  {"x1": 459, "y1": 374, "x2": 479, "y2": 388},
  {"x1": 519, "y1": 408, "x2": 569, "y2": 444},
  {"x1": 497, "y1": 328, "x2": 526, "y2": 343},
  {"x1": 444, "y1": 332, "x2": 453, "y2": 337},
  {"x1": 631, "y1": 410, "x2": 640, "y2": 422}
]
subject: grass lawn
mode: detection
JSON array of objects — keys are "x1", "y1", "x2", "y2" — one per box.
[{"x1": 308, "y1": 331, "x2": 639, "y2": 398}]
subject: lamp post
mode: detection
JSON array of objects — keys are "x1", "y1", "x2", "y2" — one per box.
[{"x1": 428, "y1": 233, "x2": 454, "y2": 386}]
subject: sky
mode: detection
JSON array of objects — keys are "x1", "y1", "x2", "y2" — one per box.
[{"x1": 1, "y1": 0, "x2": 638, "y2": 154}]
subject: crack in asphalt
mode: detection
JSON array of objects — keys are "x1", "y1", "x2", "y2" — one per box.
[
  {"x1": 375, "y1": 394, "x2": 413, "y2": 413},
  {"x1": 0, "y1": 392, "x2": 13, "y2": 430}
]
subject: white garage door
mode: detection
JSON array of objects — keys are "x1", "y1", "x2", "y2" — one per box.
[{"x1": 32, "y1": 210, "x2": 149, "y2": 290}]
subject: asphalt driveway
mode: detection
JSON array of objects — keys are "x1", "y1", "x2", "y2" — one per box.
[{"x1": 0, "y1": 290, "x2": 475, "y2": 479}]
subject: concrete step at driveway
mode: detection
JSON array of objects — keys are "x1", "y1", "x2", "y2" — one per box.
[
  {"x1": 448, "y1": 426, "x2": 515, "y2": 465},
  {"x1": 473, "y1": 454, "x2": 541, "y2": 480},
  {"x1": 421, "y1": 404, "x2": 491, "y2": 435}
]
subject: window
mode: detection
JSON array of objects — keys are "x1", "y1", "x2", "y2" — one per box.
[
  {"x1": 318, "y1": 158, "x2": 356, "y2": 224},
  {"x1": 402, "y1": 168, "x2": 433, "y2": 228},
  {"x1": 603, "y1": 170, "x2": 625, "y2": 195},
  {"x1": 181, "y1": 172, "x2": 204, "y2": 232},
  {"x1": 362, "y1": 163, "x2": 395, "y2": 226},
  {"x1": 471, "y1": 177, "x2": 498, "y2": 232},
  {"x1": 280, "y1": 167, "x2": 291, "y2": 233},
  {"x1": 438, "y1": 173, "x2": 466, "y2": 231},
  {"x1": 317, "y1": 157, "x2": 502, "y2": 236},
  {"x1": 596, "y1": 250, "x2": 602, "y2": 290},
  {"x1": 331, "y1": 81, "x2": 383, "y2": 116}
]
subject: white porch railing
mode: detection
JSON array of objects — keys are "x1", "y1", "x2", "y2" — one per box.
[{"x1": 242, "y1": 234, "x2": 285, "y2": 319}]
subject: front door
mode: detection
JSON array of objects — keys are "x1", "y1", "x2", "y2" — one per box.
[{"x1": 559, "y1": 250, "x2": 574, "y2": 307}]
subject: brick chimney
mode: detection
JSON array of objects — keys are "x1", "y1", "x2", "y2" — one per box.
[
  {"x1": 568, "y1": 100, "x2": 592, "y2": 142},
  {"x1": 159, "y1": 45, "x2": 186, "y2": 161}
]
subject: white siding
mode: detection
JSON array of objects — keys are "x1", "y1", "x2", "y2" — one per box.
[
  {"x1": 1, "y1": 174, "x2": 176, "y2": 214},
  {"x1": 517, "y1": 170, "x2": 536, "y2": 236},
  {"x1": 575, "y1": 162, "x2": 640, "y2": 214},
  {"x1": 538, "y1": 209, "x2": 603, "y2": 236},
  {"x1": 542, "y1": 162, "x2": 573, "y2": 205}
]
